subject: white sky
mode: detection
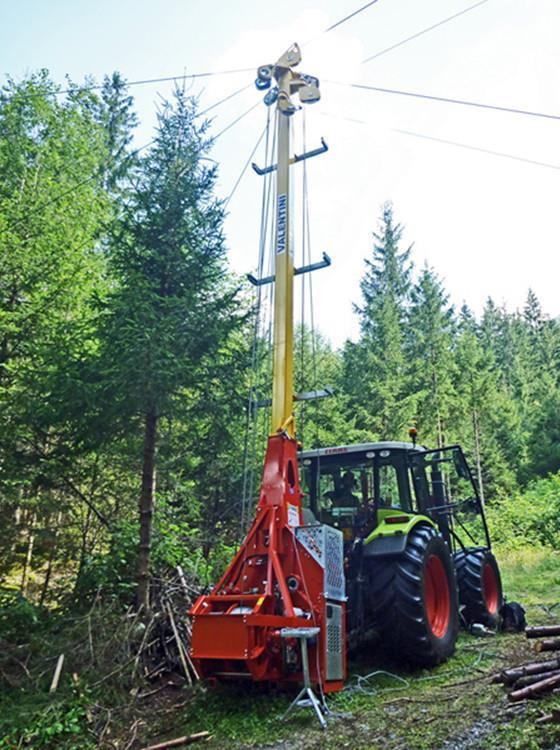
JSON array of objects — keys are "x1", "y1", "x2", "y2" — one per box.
[{"x1": 2, "y1": 0, "x2": 560, "y2": 346}]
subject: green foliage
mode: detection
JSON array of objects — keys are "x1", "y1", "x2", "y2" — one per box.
[
  {"x1": 0, "y1": 696, "x2": 93, "y2": 750},
  {"x1": 485, "y1": 473, "x2": 560, "y2": 550},
  {"x1": 0, "y1": 588, "x2": 47, "y2": 640},
  {"x1": 73, "y1": 521, "x2": 138, "y2": 603}
]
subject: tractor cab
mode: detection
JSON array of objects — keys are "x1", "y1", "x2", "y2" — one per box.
[
  {"x1": 298, "y1": 440, "x2": 497, "y2": 655},
  {"x1": 298, "y1": 441, "x2": 491, "y2": 551}
]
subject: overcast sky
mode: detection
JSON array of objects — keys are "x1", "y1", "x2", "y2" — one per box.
[{"x1": 3, "y1": 0, "x2": 559, "y2": 346}]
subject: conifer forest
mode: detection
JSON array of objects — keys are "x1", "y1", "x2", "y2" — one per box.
[{"x1": 2, "y1": 69, "x2": 560, "y2": 750}]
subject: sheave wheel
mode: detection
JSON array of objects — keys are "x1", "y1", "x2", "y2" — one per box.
[
  {"x1": 367, "y1": 524, "x2": 459, "y2": 667},
  {"x1": 454, "y1": 547, "x2": 503, "y2": 628}
]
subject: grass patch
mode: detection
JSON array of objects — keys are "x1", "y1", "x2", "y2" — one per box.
[{"x1": 498, "y1": 546, "x2": 560, "y2": 609}]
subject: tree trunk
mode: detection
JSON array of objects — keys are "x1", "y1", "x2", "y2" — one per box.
[
  {"x1": 40, "y1": 511, "x2": 63, "y2": 606},
  {"x1": 21, "y1": 514, "x2": 36, "y2": 597},
  {"x1": 526, "y1": 625, "x2": 560, "y2": 639},
  {"x1": 509, "y1": 671, "x2": 560, "y2": 701},
  {"x1": 472, "y1": 406, "x2": 485, "y2": 505},
  {"x1": 492, "y1": 657, "x2": 560, "y2": 685},
  {"x1": 137, "y1": 407, "x2": 158, "y2": 613}
]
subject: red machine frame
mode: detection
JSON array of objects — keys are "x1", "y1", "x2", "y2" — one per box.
[{"x1": 190, "y1": 434, "x2": 346, "y2": 693}]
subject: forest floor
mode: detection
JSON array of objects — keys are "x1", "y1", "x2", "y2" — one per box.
[
  {"x1": 138, "y1": 547, "x2": 560, "y2": 750},
  {"x1": 3, "y1": 547, "x2": 560, "y2": 749}
]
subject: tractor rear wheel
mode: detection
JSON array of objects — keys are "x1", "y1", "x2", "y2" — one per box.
[
  {"x1": 367, "y1": 524, "x2": 459, "y2": 667},
  {"x1": 454, "y1": 547, "x2": 503, "y2": 628}
]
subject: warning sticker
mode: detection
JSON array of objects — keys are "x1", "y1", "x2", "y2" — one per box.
[{"x1": 287, "y1": 503, "x2": 300, "y2": 527}]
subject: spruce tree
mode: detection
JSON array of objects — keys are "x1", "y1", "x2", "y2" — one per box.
[
  {"x1": 99, "y1": 88, "x2": 242, "y2": 611},
  {"x1": 406, "y1": 266, "x2": 455, "y2": 447},
  {"x1": 343, "y1": 203, "x2": 413, "y2": 439},
  {"x1": 453, "y1": 306, "x2": 519, "y2": 498}
]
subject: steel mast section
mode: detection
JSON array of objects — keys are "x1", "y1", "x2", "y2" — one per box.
[
  {"x1": 190, "y1": 45, "x2": 345, "y2": 694},
  {"x1": 270, "y1": 45, "x2": 299, "y2": 438}
]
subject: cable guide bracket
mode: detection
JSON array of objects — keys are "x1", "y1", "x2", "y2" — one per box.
[
  {"x1": 247, "y1": 252, "x2": 331, "y2": 287},
  {"x1": 252, "y1": 138, "x2": 328, "y2": 176},
  {"x1": 251, "y1": 386, "x2": 334, "y2": 410}
]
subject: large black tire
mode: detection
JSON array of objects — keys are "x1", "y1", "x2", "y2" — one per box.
[
  {"x1": 366, "y1": 524, "x2": 459, "y2": 668},
  {"x1": 454, "y1": 547, "x2": 503, "y2": 628}
]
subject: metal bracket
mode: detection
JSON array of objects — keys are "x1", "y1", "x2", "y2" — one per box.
[
  {"x1": 251, "y1": 387, "x2": 334, "y2": 409},
  {"x1": 295, "y1": 387, "x2": 334, "y2": 402},
  {"x1": 247, "y1": 252, "x2": 331, "y2": 287},
  {"x1": 252, "y1": 138, "x2": 328, "y2": 176}
]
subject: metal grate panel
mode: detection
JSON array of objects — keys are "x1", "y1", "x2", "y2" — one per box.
[
  {"x1": 296, "y1": 524, "x2": 345, "y2": 602},
  {"x1": 324, "y1": 526, "x2": 345, "y2": 602},
  {"x1": 296, "y1": 524, "x2": 324, "y2": 567},
  {"x1": 325, "y1": 603, "x2": 343, "y2": 681}
]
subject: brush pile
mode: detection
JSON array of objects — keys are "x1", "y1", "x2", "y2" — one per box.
[
  {"x1": 492, "y1": 624, "x2": 560, "y2": 723},
  {"x1": 141, "y1": 566, "x2": 201, "y2": 686}
]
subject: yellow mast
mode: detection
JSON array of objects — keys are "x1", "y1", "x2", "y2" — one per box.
[{"x1": 265, "y1": 44, "x2": 320, "y2": 438}]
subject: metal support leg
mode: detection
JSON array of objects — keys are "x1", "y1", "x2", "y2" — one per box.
[{"x1": 280, "y1": 627, "x2": 329, "y2": 729}]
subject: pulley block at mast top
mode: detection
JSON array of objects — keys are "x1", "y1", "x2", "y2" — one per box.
[{"x1": 255, "y1": 43, "x2": 321, "y2": 113}]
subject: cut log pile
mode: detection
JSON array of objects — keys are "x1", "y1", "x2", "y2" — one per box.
[{"x1": 491, "y1": 623, "x2": 560, "y2": 720}]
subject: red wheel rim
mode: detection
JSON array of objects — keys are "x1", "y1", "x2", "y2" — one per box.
[
  {"x1": 483, "y1": 563, "x2": 499, "y2": 614},
  {"x1": 424, "y1": 555, "x2": 451, "y2": 638}
]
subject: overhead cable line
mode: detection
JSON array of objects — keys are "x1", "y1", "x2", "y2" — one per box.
[
  {"x1": 325, "y1": 0, "x2": 381, "y2": 33},
  {"x1": 394, "y1": 128, "x2": 560, "y2": 172},
  {"x1": 326, "y1": 80, "x2": 560, "y2": 122},
  {"x1": 363, "y1": 0, "x2": 490, "y2": 63},
  {"x1": 7, "y1": 67, "x2": 256, "y2": 100},
  {"x1": 303, "y1": 0, "x2": 381, "y2": 47},
  {"x1": 198, "y1": 83, "x2": 253, "y2": 118},
  {"x1": 223, "y1": 120, "x2": 269, "y2": 208},
  {"x1": 213, "y1": 101, "x2": 260, "y2": 140},
  {"x1": 315, "y1": 110, "x2": 560, "y2": 173},
  {"x1": 241, "y1": 110, "x2": 276, "y2": 536}
]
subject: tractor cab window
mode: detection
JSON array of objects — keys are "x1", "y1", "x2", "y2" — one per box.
[
  {"x1": 299, "y1": 449, "x2": 413, "y2": 532},
  {"x1": 375, "y1": 457, "x2": 412, "y2": 512},
  {"x1": 409, "y1": 445, "x2": 489, "y2": 550},
  {"x1": 319, "y1": 465, "x2": 368, "y2": 526},
  {"x1": 410, "y1": 446, "x2": 480, "y2": 513}
]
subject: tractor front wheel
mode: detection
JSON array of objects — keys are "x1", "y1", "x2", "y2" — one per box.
[
  {"x1": 367, "y1": 524, "x2": 459, "y2": 667},
  {"x1": 454, "y1": 547, "x2": 503, "y2": 628}
]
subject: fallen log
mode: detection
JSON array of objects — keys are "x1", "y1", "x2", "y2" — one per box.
[
  {"x1": 509, "y1": 672, "x2": 560, "y2": 702},
  {"x1": 535, "y1": 639, "x2": 560, "y2": 653},
  {"x1": 526, "y1": 625, "x2": 560, "y2": 639},
  {"x1": 537, "y1": 709, "x2": 560, "y2": 725},
  {"x1": 141, "y1": 731, "x2": 211, "y2": 750},
  {"x1": 514, "y1": 669, "x2": 560, "y2": 689},
  {"x1": 491, "y1": 657, "x2": 560, "y2": 685}
]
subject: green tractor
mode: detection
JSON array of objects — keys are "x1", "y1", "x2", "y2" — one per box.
[{"x1": 299, "y1": 439, "x2": 503, "y2": 667}]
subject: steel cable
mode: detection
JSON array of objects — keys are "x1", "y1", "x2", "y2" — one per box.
[{"x1": 363, "y1": 0, "x2": 490, "y2": 64}]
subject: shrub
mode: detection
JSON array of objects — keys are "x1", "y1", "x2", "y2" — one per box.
[{"x1": 485, "y1": 473, "x2": 560, "y2": 550}]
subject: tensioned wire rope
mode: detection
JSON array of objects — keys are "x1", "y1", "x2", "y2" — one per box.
[
  {"x1": 239, "y1": 108, "x2": 277, "y2": 537},
  {"x1": 314, "y1": 111, "x2": 560, "y2": 174},
  {"x1": 5, "y1": 68, "x2": 255, "y2": 101},
  {"x1": 325, "y1": 80, "x2": 560, "y2": 124},
  {"x1": 362, "y1": 0, "x2": 490, "y2": 64},
  {"x1": 297, "y1": 109, "x2": 322, "y2": 453}
]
